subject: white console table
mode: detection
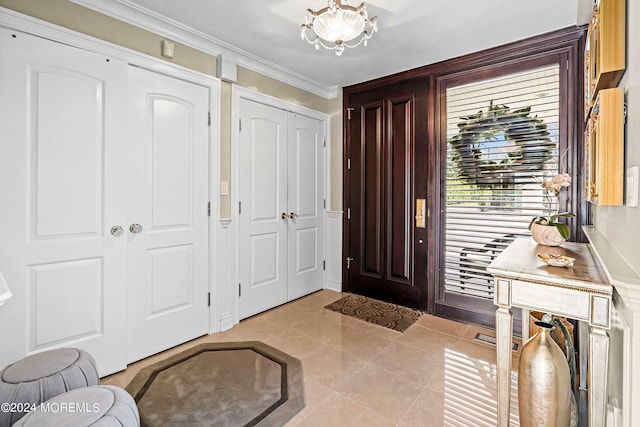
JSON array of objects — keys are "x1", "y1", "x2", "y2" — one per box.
[{"x1": 487, "y1": 237, "x2": 612, "y2": 427}]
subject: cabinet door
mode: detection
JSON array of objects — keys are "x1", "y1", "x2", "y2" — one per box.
[
  {"x1": 0, "y1": 29, "x2": 128, "y2": 375},
  {"x1": 238, "y1": 99, "x2": 289, "y2": 319},
  {"x1": 126, "y1": 66, "x2": 211, "y2": 362}
]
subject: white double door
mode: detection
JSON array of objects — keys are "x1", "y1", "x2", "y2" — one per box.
[
  {"x1": 0, "y1": 29, "x2": 210, "y2": 375},
  {"x1": 238, "y1": 99, "x2": 325, "y2": 319}
]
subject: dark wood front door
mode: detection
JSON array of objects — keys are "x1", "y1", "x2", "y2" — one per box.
[{"x1": 343, "y1": 78, "x2": 429, "y2": 310}]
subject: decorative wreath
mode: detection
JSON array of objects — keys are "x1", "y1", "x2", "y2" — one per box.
[{"x1": 448, "y1": 101, "x2": 554, "y2": 188}]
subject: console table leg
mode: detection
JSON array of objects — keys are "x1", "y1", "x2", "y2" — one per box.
[
  {"x1": 579, "y1": 321, "x2": 589, "y2": 390},
  {"x1": 496, "y1": 306, "x2": 513, "y2": 427},
  {"x1": 589, "y1": 328, "x2": 609, "y2": 427}
]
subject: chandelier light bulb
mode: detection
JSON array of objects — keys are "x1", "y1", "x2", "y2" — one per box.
[{"x1": 300, "y1": 0, "x2": 378, "y2": 56}]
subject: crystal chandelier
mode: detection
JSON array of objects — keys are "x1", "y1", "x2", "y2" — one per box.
[{"x1": 300, "y1": 0, "x2": 378, "y2": 56}]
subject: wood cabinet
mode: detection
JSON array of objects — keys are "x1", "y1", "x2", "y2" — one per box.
[
  {"x1": 584, "y1": 87, "x2": 624, "y2": 205},
  {"x1": 584, "y1": 0, "x2": 626, "y2": 117},
  {"x1": 583, "y1": 0, "x2": 626, "y2": 206}
]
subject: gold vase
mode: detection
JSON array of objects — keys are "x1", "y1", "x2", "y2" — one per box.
[
  {"x1": 518, "y1": 321, "x2": 572, "y2": 427},
  {"x1": 530, "y1": 222, "x2": 566, "y2": 246}
]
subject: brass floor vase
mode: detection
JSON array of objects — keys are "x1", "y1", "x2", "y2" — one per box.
[{"x1": 518, "y1": 321, "x2": 572, "y2": 427}]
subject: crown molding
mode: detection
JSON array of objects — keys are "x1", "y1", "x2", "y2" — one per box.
[
  {"x1": 69, "y1": 0, "x2": 339, "y2": 99},
  {"x1": 0, "y1": 7, "x2": 217, "y2": 87}
]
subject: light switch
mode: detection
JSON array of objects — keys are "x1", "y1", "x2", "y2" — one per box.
[
  {"x1": 627, "y1": 167, "x2": 638, "y2": 207},
  {"x1": 220, "y1": 180, "x2": 229, "y2": 196}
]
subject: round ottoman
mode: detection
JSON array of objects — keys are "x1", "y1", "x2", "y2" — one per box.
[
  {"x1": 0, "y1": 348, "x2": 99, "y2": 426},
  {"x1": 13, "y1": 385, "x2": 139, "y2": 427}
]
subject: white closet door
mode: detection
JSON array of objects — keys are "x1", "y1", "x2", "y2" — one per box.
[
  {"x1": 0, "y1": 29, "x2": 128, "y2": 375},
  {"x1": 126, "y1": 66, "x2": 210, "y2": 362},
  {"x1": 287, "y1": 113, "x2": 325, "y2": 300},
  {"x1": 238, "y1": 99, "x2": 288, "y2": 319}
]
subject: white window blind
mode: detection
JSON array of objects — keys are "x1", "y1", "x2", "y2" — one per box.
[{"x1": 444, "y1": 65, "x2": 560, "y2": 299}]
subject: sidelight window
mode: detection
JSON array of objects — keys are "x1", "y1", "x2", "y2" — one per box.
[{"x1": 444, "y1": 64, "x2": 561, "y2": 299}]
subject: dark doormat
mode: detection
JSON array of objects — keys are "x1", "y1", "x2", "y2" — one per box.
[
  {"x1": 324, "y1": 294, "x2": 423, "y2": 332},
  {"x1": 126, "y1": 342, "x2": 304, "y2": 427}
]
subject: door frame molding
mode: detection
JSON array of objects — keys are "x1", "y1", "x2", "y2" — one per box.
[
  {"x1": 0, "y1": 7, "x2": 221, "y2": 335},
  {"x1": 230, "y1": 86, "x2": 330, "y2": 326}
]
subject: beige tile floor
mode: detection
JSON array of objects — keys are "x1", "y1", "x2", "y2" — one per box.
[{"x1": 102, "y1": 290, "x2": 521, "y2": 426}]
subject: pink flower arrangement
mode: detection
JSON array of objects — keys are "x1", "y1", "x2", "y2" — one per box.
[
  {"x1": 540, "y1": 173, "x2": 572, "y2": 197},
  {"x1": 528, "y1": 172, "x2": 575, "y2": 239}
]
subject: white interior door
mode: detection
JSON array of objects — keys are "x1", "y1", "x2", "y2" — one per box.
[
  {"x1": 0, "y1": 29, "x2": 128, "y2": 375},
  {"x1": 126, "y1": 66, "x2": 210, "y2": 362},
  {"x1": 238, "y1": 99, "x2": 325, "y2": 319},
  {"x1": 287, "y1": 113, "x2": 325, "y2": 300},
  {"x1": 238, "y1": 99, "x2": 288, "y2": 319}
]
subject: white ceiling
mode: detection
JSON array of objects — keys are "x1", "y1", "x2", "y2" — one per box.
[{"x1": 73, "y1": 0, "x2": 592, "y2": 98}]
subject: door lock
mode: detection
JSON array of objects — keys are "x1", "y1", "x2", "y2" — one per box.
[
  {"x1": 129, "y1": 223, "x2": 143, "y2": 234},
  {"x1": 415, "y1": 199, "x2": 426, "y2": 228}
]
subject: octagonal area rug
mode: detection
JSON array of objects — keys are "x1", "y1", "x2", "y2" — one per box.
[{"x1": 126, "y1": 342, "x2": 304, "y2": 427}]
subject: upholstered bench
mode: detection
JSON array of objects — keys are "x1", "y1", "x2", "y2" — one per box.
[
  {"x1": 0, "y1": 348, "x2": 99, "y2": 425},
  {"x1": 13, "y1": 385, "x2": 139, "y2": 427}
]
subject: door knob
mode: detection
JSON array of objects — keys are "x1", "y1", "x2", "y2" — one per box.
[
  {"x1": 110, "y1": 225, "x2": 124, "y2": 237},
  {"x1": 129, "y1": 223, "x2": 143, "y2": 234},
  {"x1": 289, "y1": 212, "x2": 297, "y2": 219},
  {"x1": 281, "y1": 212, "x2": 288, "y2": 220}
]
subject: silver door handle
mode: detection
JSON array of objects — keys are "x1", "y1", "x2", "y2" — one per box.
[
  {"x1": 110, "y1": 225, "x2": 124, "y2": 237},
  {"x1": 289, "y1": 212, "x2": 297, "y2": 219},
  {"x1": 129, "y1": 223, "x2": 143, "y2": 234}
]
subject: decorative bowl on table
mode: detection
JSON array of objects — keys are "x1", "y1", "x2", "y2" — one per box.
[{"x1": 537, "y1": 253, "x2": 575, "y2": 267}]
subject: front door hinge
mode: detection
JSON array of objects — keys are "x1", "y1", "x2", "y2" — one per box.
[
  {"x1": 346, "y1": 107, "x2": 354, "y2": 120},
  {"x1": 239, "y1": 201, "x2": 242, "y2": 214},
  {"x1": 208, "y1": 201, "x2": 211, "y2": 217},
  {"x1": 323, "y1": 137, "x2": 326, "y2": 148},
  {"x1": 347, "y1": 208, "x2": 351, "y2": 220},
  {"x1": 208, "y1": 111, "x2": 211, "y2": 126},
  {"x1": 346, "y1": 257, "x2": 354, "y2": 269},
  {"x1": 207, "y1": 292, "x2": 211, "y2": 307},
  {"x1": 239, "y1": 118, "x2": 242, "y2": 132},
  {"x1": 323, "y1": 199, "x2": 326, "y2": 209},
  {"x1": 239, "y1": 283, "x2": 242, "y2": 297},
  {"x1": 323, "y1": 260, "x2": 326, "y2": 270},
  {"x1": 347, "y1": 158, "x2": 351, "y2": 170}
]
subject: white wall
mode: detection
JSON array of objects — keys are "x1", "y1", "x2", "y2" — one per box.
[
  {"x1": 592, "y1": 1, "x2": 640, "y2": 272},
  {"x1": 587, "y1": 5, "x2": 640, "y2": 424},
  {"x1": 589, "y1": 2, "x2": 639, "y2": 425}
]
